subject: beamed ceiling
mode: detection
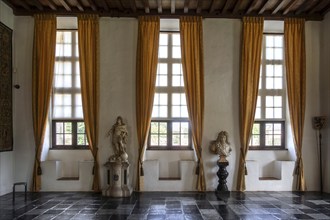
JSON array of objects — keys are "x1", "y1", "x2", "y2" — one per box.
[{"x1": 2, "y1": 0, "x2": 330, "y2": 20}]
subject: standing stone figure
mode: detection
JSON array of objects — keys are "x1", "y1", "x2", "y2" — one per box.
[
  {"x1": 210, "y1": 131, "x2": 232, "y2": 162},
  {"x1": 108, "y1": 116, "x2": 128, "y2": 162}
]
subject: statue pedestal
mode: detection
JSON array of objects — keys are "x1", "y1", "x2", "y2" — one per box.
[
  {"x1": 216, "y1": 161, "x2": 229, "y2": 192},
  {"x1": 103, "y1": 160, "x2": 132, "y2": 197}
]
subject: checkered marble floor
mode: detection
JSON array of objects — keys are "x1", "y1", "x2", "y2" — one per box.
[{"x1": 1, "y1": 191, "x2": 330, "y2": 219}]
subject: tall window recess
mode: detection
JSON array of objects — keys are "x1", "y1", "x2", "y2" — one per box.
[
  {"x1": 51, "y1": 30, "x2": 88, "y2": 149},
  {"x1": 148, "y1": 32, "x2": 192, "y2": 150},
  {"x1": 249, "y1": 34, "x2": 286, "y2": 150}
]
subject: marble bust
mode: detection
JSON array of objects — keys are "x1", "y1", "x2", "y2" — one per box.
[{"x1": 209, "y1": 131, "x2": 232, "y2": 162}]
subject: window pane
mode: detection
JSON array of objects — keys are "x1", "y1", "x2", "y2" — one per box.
[
  {"x1": 266, "y1": 36, "x2": 274, "y2": 47},
  {"x1": 274, "y1": 48, "x2": 282, "y2": 60},
  {"x1": 274, "y1": 78, "x2": 282, "y2": 89},
  {"x1": 255, "y1": 108, "x2": 261, "y2": 119},
  {"x1": 172, "y1": 46, "x2": 181, "y2": 58},
  {"x1": 159, "y1": 106, "x2": 167, "y2": 117},
  {"x1": 159, "y1": 63, "x2": 168, "y2": 75},
  {"x1": 251, "y1": 135, "x2": 260, "y2": 146},
  {"x1": 274, "y1": 124, "x2": 282, "y2": 134},
  {"x1": 63, "y1": 44, "x2": 72, "y2": 57},
  {"x1": 151, "y1": 135, "x2": 159, "y2": 145},
  {"x1": 159, "y1": 46, "x2": 168, "y2": 58},
  {"x1": 172, "y1": 93, "x2": 180, "y2": 105},
  {"x1": 159, "y1": 34, "x2": 168, "y2": 45},
  {"x1": 77, "y1": 134, "x2": 86, "y2": 145},
  {"x1": 172, "y1": 122, "x2": 180, "y2": 133},
  {"x1": 265, "y1": 124, "x2": 273, "y2": 134},
  {"x1": 266, "y1": 65, "x2": 274, "y2": 76},
  {"x1": 274, "y1": 96, "x2": 282, "y2": 107},
  {"x1": 77, "y1": 122, "x2": 85, "y2": 133},
  {"x1": 151, "y1": 122, "x2": 159, "y2": 133},
  {"x1": 152, "y1": 106, "x2": 159, "y2": 117},
  {"x1": 274, "y1": 135, "x2": 281, "y2": 146},
  {"x1": 252, "y1": 123, "x2": 260, "y2": 134},
  {"x1": 157, "y1": 75, "x2": 167, "y2": 87},
  {"x1": 265, "y1": 135, "x2": 273, "y2": 146},
  {"x1": 172, "y1": 34, "x2": 180, "y2": 46},
  {"x1": 181, "y1": 135, "x2": 189, "y2": 146},
  {"x1": 266, "y1": 78, "x2": 274, "y2": 89},
  {"x1": 56, "y1": 134, "x2": 63, "y2": 145},
  {"x1": 172, "y1": 135, "x2": 180, "y2": 146},
  {"x1": 64, "y1": 134, "x2": 72, "y2": 145},
  {"x1": 274, "y1": 65, "x2": 282, "y2": 76},
  {"x1": 172, "y1": 106, "x2": 180, "y2": 117},
  {"x1": 172, "y1": 63, "x2": 182, "y2": 75},
  {"x1": 63, "y1": 107, "x2": 72, "y2": 118},
  {"x1": 181, "y1": 122, "x2": 189, "y2": 133},
  {"x1": 172, "y1": 75, "x2": 181, "y2": 86},
  {"x1": 159, "y1": 135, "x2": 167, "y2": 145},
  {"x1": 56, "y1": 122, "x2": 63, "y2": 133},
  {"x1": 266, "y1": 96, "x2": 273, "y2": 107},
  {"x1": 274, "y1": 108, "x2": 282, "y2": 118},
  {"x1": 266, "y1": 48, "x2": 274, "y2": 59},
  {"x1": 64, "y1": 122, "x2": 72, "y2": 133},
  {"x1": 181, "y1": 94, "x2": 186, "y2": 105},
  {"x1": 181, "y1": 106, "x2": 189, "y2": 118},
  {"x1": 159, "y1": 94, "x2": 168, "y2": 105},
  {"x1": 159, "y1": 123, "x2": 167, "y2": 133},
  {"x1": 274, "y1": 36, "x2": 282, "y2": 47}
]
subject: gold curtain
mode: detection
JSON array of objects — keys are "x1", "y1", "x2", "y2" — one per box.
[
  {"x1": 78, "y1": 14, "x2": 100, "y2": 192},
  {"x1": 284, "y1": 18, "x2": 306, "y2": 191},
  {"x1": 237, "y1": 17, "x2": 264, "y2": 192},
  {"x1": 136, "y1": 16, "x2": 160, "y2": 191},
  {"x1": 32, "y1": 14, "x2": 57, "y2": 192},
  {"x1": 180, "y1": 16, "x2": 206, "y2": 191}
]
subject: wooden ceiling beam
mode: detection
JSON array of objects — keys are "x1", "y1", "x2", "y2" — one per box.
[
  {"x1": 99, "y1": 0, "x2": 109, "y2": 11},
  {"x1": 58, "y1": 0, "x2": 71, "y2": 11},
  {"x1": 86, "y1": 0, "x2": 97, "y2": 11},
  {"x1": 75, "y1": 0, "x2": 84, "y2": 11},
  {"x1": 44, "y1": 0, "x2": 57, "y2": 10},
  {"x1": 283, "y1": 0, "x2": 300, "y2": 15},
  {"x1": 197, "y1": 0, "x2": 203, "y2": 13},
  {"x1": 259, "y1": 0, "x2": 270, "y2": 14},
  {"x1": 143, "y1": 0, "x2": 150, "y2": 13},
  {"x1": 171, "y1": 0, "x2": 175, "y2": 14},
  {"x1": 17, "y1": 0, "x2": 31, "y2": 11},
  {"x1": 272, "y1": 0, "x2": 289, "y2": 14},
  {"x1": 233, "y1": 0, "x2": 242, "y2": 14},
  {"x1": 157, "y1": 0, "x2": 162, "y2": 13},
  {"x1": 30, "y1": 0, "x2": 44, "y2": 10},
  {"x1": 246, "y1": 0, "x2": 259, "y2": 14},
  {"x1": 209, "y1": 0, "x2": 217, "y2": 13},
  {"x1": 222, "y1": 0, "x2": 232, "y2": 13},
  {"x1": 130, "y1": 0, "x2": 137, "y2": 13},
  {"x1": 309, "y1": 0, "x2": 330, "y2": 14},
  {"x1": 184, "y1": 0, "x2": 190, "y2": 13}
]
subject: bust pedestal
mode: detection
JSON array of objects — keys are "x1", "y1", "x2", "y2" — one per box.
[
  {"x1": 103, "y1": 160, "x2": 132, "y2": 197},
  {"x1": 216, "y1": 160, "x2": 229, "y2": 192}
]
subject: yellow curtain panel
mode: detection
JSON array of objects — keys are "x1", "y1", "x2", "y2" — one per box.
[
  {"x1": 32, "y1": 14, "x2": 57, "y2": 192},
  {"x1": 135, "y1": 16, "x2": 160, "y2": 191},
  {"x1": 180, "y1": 16, "x2": 206, "y2": 192},
  {"x1": 78, "y1": 14, "x2": 101, "y2": 192},
  {"x1": 237, "y1": 17, "x2": 263, "y2": 192},
  {"x1": 284, "y1": 18, "x2": 306, "y2": 191}
]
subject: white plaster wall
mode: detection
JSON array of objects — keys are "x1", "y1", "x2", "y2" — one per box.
[
  {"x1": 320, "y1": 12, "x2": 330, "y2": 193},
  {"x1": 98, "y1": 18, "x2": 139, "y2": 190},
  {"x1": 203, "y1": 19, "x2": 241, "y2": 191},
  {"x1": 0, "y1": 1, "x2": 14, "y2": 196},
  {"x1": 303, "y1": 21, "x2": 322, "y2": 191},
  {"x1": 12, "y1": 16, "x2": 35, "y2": 189}
]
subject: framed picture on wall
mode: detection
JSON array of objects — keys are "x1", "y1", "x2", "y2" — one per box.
[{"x1": 0, "y1": 21, "x2": 13, "y2": 152}]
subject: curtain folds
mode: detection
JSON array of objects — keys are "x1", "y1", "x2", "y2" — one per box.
[
  {"x1": 136, "y1": 16, "x2": 160, "y2": 191},
  {"x1": 180, "y1": 16, "x2": 206, "y2": 192},
  {"x1": 284, "y1": 18, "x2": 306, "y2": 191},
  {"x1": 78, "y1": 14, "x2": 101, "y2": 192},
  {"x1": 32, "y1": 14, "x2": 57, "y2": 192},
  {"x1": 237, "y1": 17, "x2": 264, "y2": 192}
]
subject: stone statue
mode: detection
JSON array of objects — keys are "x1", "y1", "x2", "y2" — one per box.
[
  {"x1": 210, "y1": 131, "x2": 232, "y2": 162},
  {"x1": 108, "y1": 116, "x2": 128, "y2": 162}
]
